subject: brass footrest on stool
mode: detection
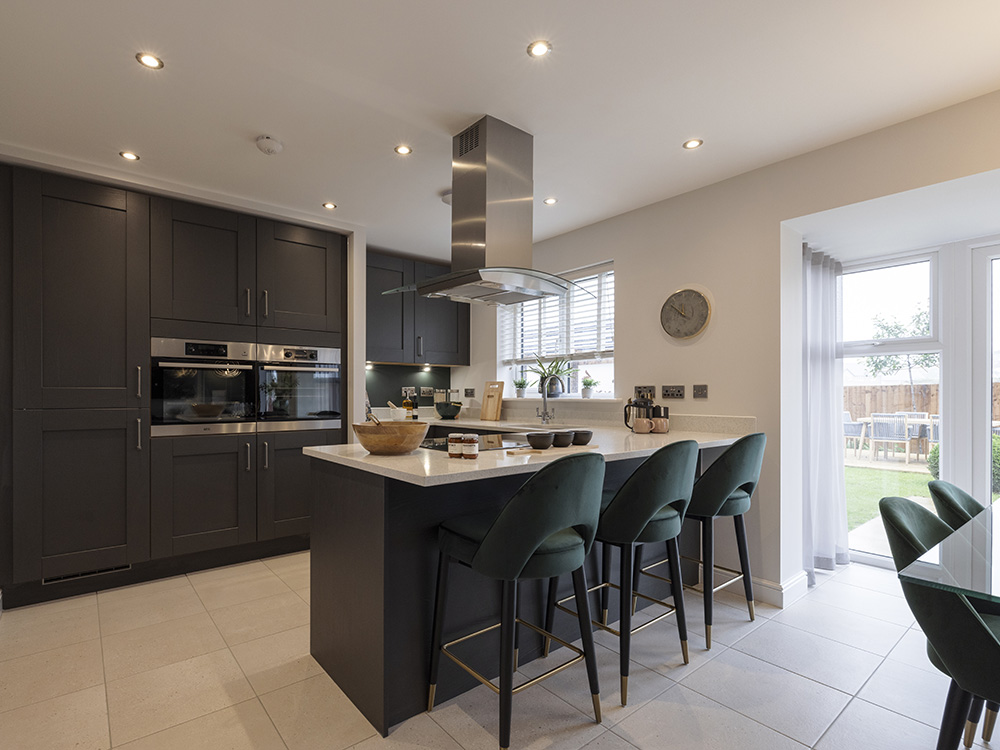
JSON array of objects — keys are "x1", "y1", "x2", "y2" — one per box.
[{"x1": 676, "y1": 555, "x2": 754, "y2": 617}]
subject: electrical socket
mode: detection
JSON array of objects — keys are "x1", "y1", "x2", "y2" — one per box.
[
  {"x1": 662, "y1": 385, "x2": 685, "y2": 399},
  {"x1": 634, "y1": 385, "x2": 655, "y2": 400},
  {"x1": 401, "y1": 387, "x2": 414, "y2": 398},
  {"x1": 420, "y1": 386, "x2": 434, "y2": 398},
  {"x1": 693, "y1": 384, "x2": 708, "y2": 398},
  {"x1": 464, "y1": 388, "x2": 475, "y2": 398}
]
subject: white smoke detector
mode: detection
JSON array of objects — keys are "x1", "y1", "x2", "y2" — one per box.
[{"x1": 256, "y1": 135, "x2": 284, "y2": 155}]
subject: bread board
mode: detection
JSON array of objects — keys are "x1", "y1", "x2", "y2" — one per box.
[{"x1": 480, "y1": 381, "x2": 504, "y2": 421}]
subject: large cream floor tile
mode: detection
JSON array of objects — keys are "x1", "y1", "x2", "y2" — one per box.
[
  {"x1": 210, "y1": 591, "x2": 310, "y2": 646},
  {"x1": 731, "y1": 619, "x2": 883, "y2": 694},
  {"x1": 714, "y1": 587, "x2": 781, "y2": 618},
  {"x1": 664, "y1": 592, "x2": 765, "y2": 647},
  {"x1": 772, "y1": 598, "x2": 908, "y2": 656},
  {"x1": 102, "y1": 611, "x2": 226, "y2": 681},
  {"x1": 0, "y1": 684, "x2": 110, "y2": 750},
  {"x1": 353, "y1": 711, "x2": 465, "y2": 750},
  {"x1": 96, "y1": 575, "x2": 193, "y2": 606},
  {"x1": 0, "y1": 598, "x2": 100, "y2": 661},
  {"x1": 427, "y1": 679, "x2": 605, "y2": 750},
  {"x1": 98, "y1": 584, "x2": 206, "y2": 636},
  {"x1": 803, "y1": 580, "x2": 915, "y2": 627},
  {"x1": 106, "y1": 648, "x2": 255, "y2": 746},
  {"x1": 261, "y1": 673, "x2": 378, "y2": 750},
  {"x1": 678, "y1": 648, "x2": 850, "y2": 746},
  {"x1": 262, "y1": 551, "x2": 310, "y2": 577},
  {"x1": 885, "y1": 627, "x2": 939, "y2": 675},
  {"x1": 114, "y1": 699, "x2": 286, "y2": 750},
  {"x1": 230, "y1": 623, "x2": 322, "y2": 695},
  {"x1": 191, "y1": 565, "x2": 292, "y2": 611},
  {"x1": 0, "y1": 638, "x2": 104, "y2": 714},
  {"x1": 815, "y1": 697, "x2": 941, "y2": 749},
  {"x1": 187, "y1": 560, "x2": 274, "y2": 585},
  {"x1": 832, "y1": 563, "x2": 906, "y2": 599},
  {"x1": 580, "y1": 731, "x2": 644, "y2": 750},
  {"x1": 611, "y1": 683, "x2": 806, "y2": 750},
  {"x1": 856, "y1": 658, "x2": 952, "y2": 727},
  {"x1": 296, "y1": 586, "x2": 310, "y2": 605}
]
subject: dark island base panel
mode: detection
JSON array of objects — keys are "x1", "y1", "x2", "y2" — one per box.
[
  {"x1": 310, "y1": 457, "x2": 691, "y2": 737},
  {"x1": 2, "y1": 535, "x2": 309, "y2": 608}
]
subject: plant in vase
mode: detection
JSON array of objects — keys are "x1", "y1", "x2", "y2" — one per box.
[
  {"x1": 581, "y1": 373, "x2": 599, "y2": 399},
  {"x1": 526, "y1": 356, "x2": 576, "y2": 399},
  {"x1": 513, "y1": 377, "x2": 529, "y2": 398}
]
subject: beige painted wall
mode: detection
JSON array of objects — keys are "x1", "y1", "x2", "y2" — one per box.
[{"x1": 451, "y1": 88, "x2": 1000, "y2": 601}]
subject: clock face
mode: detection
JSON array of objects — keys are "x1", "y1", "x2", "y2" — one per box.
[{"x1": 660, "y1": 289, "x2": 711, "y2": 339}]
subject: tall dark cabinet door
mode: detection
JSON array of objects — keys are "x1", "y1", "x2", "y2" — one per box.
[
  {"x1": 12, "y1": 409, "x2": 150, "y2": 583},
  {"x1": 257, "y1": 430, "x2": 340, "y2": 540},
  {"x1": 366, "y1": 252, "x2": 414, "y2": 362},
  {"x1": 151, "y1": 198, "x2": 256, "y2": 326},
  {"x1": 257, "y1": 220, "x2": 345, "y2": 333},
  {"x1": 13, "y1": 170, "x2": 149, "y2": 409},
  {"x1": 414, "y1": 261, "x2": 470, "y2": 366},
  {"x1": 151, "y1": 435, "x2": 257, "y2": 558}
]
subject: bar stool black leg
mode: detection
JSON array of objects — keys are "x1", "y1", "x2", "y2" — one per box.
[
  {"x1": 702, "y1": 517, "x2": 714, "y2": 648},
  {"x1": 513, "y1": 587, "x2": 521, "y2": 671},
  {"x1": 601, "y1": 543, "x2": 612, "y2": 625},
  {"x1": 543, "y1": 576, "x2": 558, "y2": 657},
  {"x1": 734, "y1": 514, "x2": 755, "y2": 621},
  {"x1": 984, "y1": 701, "x2": 999, "y2": 741},
  {"x1": 939, "y1": 680, "x2": 973, "y2": 750},
  {"x1": 427, "y1": 552, "x2": 451, "y2": 711},
  {"x1": 571, "y1": 565, "x2": 602, "y2": 724},
  {"x1": 632, "y1": 544, "x2": 644, "y2": 615},
  {"x1": 619, "y1": 542, "x2": 633, "y2": 705},
  {"x1": 499, "y1": 579, "x2": 517, "y2": 750},
  {"x1": 666, "y1": 537, "x2": 689, "y2": 664},
  {"x1": 966, "y1": 696, "x2": 985, "y2": 748}
]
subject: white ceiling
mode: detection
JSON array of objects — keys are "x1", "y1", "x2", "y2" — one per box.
[{"x1": 4, "y1": 1, "x2": 1000, "y2": 262}]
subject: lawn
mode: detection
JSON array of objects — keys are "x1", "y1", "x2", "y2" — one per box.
[{"x1": 845, "y1": 466, "x2": 932, "y2": 531}]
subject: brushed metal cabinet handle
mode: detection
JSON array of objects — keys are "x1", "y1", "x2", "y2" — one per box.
[
  {"x1": 137, "y1": 365, "x2": 142, "y2": 399},
  {"x1": 245, "y1": 288, "x2": 251, "y2": 317},
  {"x1": 136, "y1": 418, "x2": 142, "y2": 450},
  {"x1": 416, "y1": 336, "x2": 423, "y2": 358},
  {"x1": 246, "y1": 442, "x2": 252, "y2": 471},
  {"x1": 263, "y1": 441, "x2": 269, "y2": 470},
  {"x1": 263, "y1": 290, "x2": 269, "y2": 318}
]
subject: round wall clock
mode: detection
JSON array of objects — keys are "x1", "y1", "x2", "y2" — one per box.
[{"x1": 660, "y1": 288, "x2": 711, "y2": 339}]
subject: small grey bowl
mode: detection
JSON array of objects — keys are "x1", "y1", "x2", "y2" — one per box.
[
  {"x1": 571, "y1": 429, "x2": 594, "y2": 445},
  {"x1": 552, "y1": 431, "x2": 575, "y2": 447},
  {"x1": 526, "y1": 432, "x2": 555, "y2": 450}
]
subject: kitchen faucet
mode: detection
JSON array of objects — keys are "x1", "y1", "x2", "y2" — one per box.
[{"x1": 536, "y1": 375, "x2": 556, "y2": 425}]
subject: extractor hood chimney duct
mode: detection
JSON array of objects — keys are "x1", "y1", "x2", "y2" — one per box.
[{"x1": 383, "y1": 115, "x2": 585, "y2": 305}]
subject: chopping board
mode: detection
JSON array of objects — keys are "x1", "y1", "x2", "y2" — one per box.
[
  {"x1": 506, "y1": 445, "x2": 600, "y2": 455},
  {"x1": 480, "y1": 381, "x2": 504, "y2": 421}
]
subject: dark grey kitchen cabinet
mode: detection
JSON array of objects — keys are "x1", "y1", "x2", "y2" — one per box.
[
  {"x1": 413, "y1": 260, "x2": 469, "y2": 365},
  {"x1": 366, "y1": 252, "x2": 468, "y2": 366},
  {"x1": 12, "y1": 409, "x2": 150, "y2": 583},
  {"x1": 257, "y1": 220, "x2": 346, "y2": 335},
  {"x1": 151, "y1": 198, "x2": 256, "y2": 326},
  {"x1": 257, "y1": 429, "x2": 341, "y2": 540},
  {"x1": 12, "y1": 169, "x2": 150, "y2": 409},
  {"x1": 151, "y1": 434, "x2": 257, "y2": 558}
]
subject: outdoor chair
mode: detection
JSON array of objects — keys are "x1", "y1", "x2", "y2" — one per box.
[
  {"x1": 869, "y1": 413, "x2": 911, "y2": 464},
  {"x1": 843, "y1": 411, "x2": 865, "y2": 458},
  {"x1": 897, "y1": 411, "x2": 930, "y2": 461},
  {"x1": 929, "y1": 415, "x2": 941, "y2": 447}
]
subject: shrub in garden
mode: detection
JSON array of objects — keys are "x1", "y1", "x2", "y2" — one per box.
[{"x1": 929, "y1": 436, "x2": 1000, "y2": 493}]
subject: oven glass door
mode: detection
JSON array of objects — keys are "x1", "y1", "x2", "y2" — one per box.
[
  {"x1": 258, "y1": 363, "x2": 341, "y2": 422},
  {"x1": 152, "y1": 359, "x2": 257, "y2": 427}
]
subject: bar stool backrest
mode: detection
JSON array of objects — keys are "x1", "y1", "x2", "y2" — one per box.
[
  {"x1": 598, "y1": 440, "x2": 698, "y2": 543},
  {"x1": 688, "y1": 433, "x2": 766, "y2": 518},
  {"x1": 471, "y1": 452, "x2": 606, "y2": 581},
  {"x1": 928, "y1": 480, "x2": 985, "y2": 531}
]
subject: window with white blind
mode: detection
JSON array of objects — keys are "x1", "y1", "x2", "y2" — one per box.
[{"x1": 499, "y1": 264, "x2": 614, "y2": 396}]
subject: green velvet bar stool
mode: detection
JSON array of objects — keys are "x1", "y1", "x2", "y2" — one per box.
[
  {"x1": 542, "y1": 440, "x2": 699, "y2": 705},
  {"x1": 685, "y1": 432, "x2": 766, "y2": 648},
  {"x1": 880, "y1": 496, "x2": 1000, "y2": 750},
  {"x1": 427, "y1": 453, "x2": 605, "y2": 750}
]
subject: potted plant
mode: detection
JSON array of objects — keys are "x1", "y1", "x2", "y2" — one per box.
[
  {"x1": 526, "y1": 356, "x2": 576, "y2": 399},
  {"x1": 581, "y1": 373, "x2": 599, "y2": 399},
  {"x1": 513, "y1": 377, "x2": 529, "y2": 398}
]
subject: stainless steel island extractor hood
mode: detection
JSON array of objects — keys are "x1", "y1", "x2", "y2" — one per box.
[{"x1": 383, "y1": 115, "x2": 584, "y2": 305}]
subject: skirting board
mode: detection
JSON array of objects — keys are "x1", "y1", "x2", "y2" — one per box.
[{"x1": 752, "y1": 571, "x2": 809, "y2": 609}]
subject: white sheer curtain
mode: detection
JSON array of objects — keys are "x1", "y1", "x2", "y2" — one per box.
[{"x1": 802, "y1": 246, "x2": 849, "y2": 586}]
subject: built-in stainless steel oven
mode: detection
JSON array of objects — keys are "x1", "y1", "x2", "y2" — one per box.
[
  {"x1": 151, "y1": 338, "x2": 258, "y2": 436},
  {"x1": 256, "y1": 344, "x2": 342, "y2": 432}
]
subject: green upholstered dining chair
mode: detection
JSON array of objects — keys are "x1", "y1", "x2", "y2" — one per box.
[
  {"x1": 879, "y1": 496, "x2": 1000, "y2": 750},
  {"x1": 541, "y1": 440, "x2": 699, "y2": 705},
  {"x1": 427, "y1": 452, "x2": 605, "y2": 750},
  {"x1": 925, "y1": 480, "x2": 999, "y2": 745},
  {"x1": 686, "y1": 432, "x2": 766, "y2": 648}
]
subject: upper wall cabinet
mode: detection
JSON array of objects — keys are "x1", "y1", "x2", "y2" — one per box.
[
  {"x1": 13, "y1": 170, "x2": 150, "y2": 409},
  {"x1": 413, "y1": 260, "x2": 470, "y2": 365},
  {"x1": 257, "y1": 220, "x2": 345, "y2": 333},
  {"x1": 151, "y1": 198, "x2": 256, "y2": 326}
]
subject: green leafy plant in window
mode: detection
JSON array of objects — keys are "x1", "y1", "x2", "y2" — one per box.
[{"x1": 525, "y1": 356, "x2": 576, "y2": 398}]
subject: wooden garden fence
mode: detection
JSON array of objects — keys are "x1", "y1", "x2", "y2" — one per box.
[{"x1": 844, "y1": 383, "x2": 1000, "y2": 420}]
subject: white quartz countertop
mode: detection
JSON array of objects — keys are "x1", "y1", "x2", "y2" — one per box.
[{"x1": 304, "y1": 419, "x2": 748, "y2": 487}]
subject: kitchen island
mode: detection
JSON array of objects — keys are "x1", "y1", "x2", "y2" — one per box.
[{"x1": 306, "y1": 419, "x2": 752, "y2": 735}]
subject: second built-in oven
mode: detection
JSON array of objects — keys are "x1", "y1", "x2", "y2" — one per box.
[{"x1": 256, "y1": 344, "x2": 342, "y2": 432}]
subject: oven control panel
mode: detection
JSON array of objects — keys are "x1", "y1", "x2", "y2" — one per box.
[{"x1": 282, "y1": 348, "x2": 318, "y2": 361}]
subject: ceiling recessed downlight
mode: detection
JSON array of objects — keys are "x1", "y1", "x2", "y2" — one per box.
[
  {"x1": 322, "y1": 202, "x2": 337, "y2": 210},
  {"x1": 394, "y1": 145, "x2": 412, "y2": 155},
  {"x1": 682, "y1": 139, "x2": 704, "y2": 150},
  {"x1": 527, "y1": 40, "x2": 552, "y2": 57},
  {"x1": 543, "y1": 197, "x2": 558, "y2": 205},
  {"x1": 135, "y1": 53, "x2": 163, "y2": 69},
  {"x1": 119, "y1": 151, "x2": 140, "y2": 161}
]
